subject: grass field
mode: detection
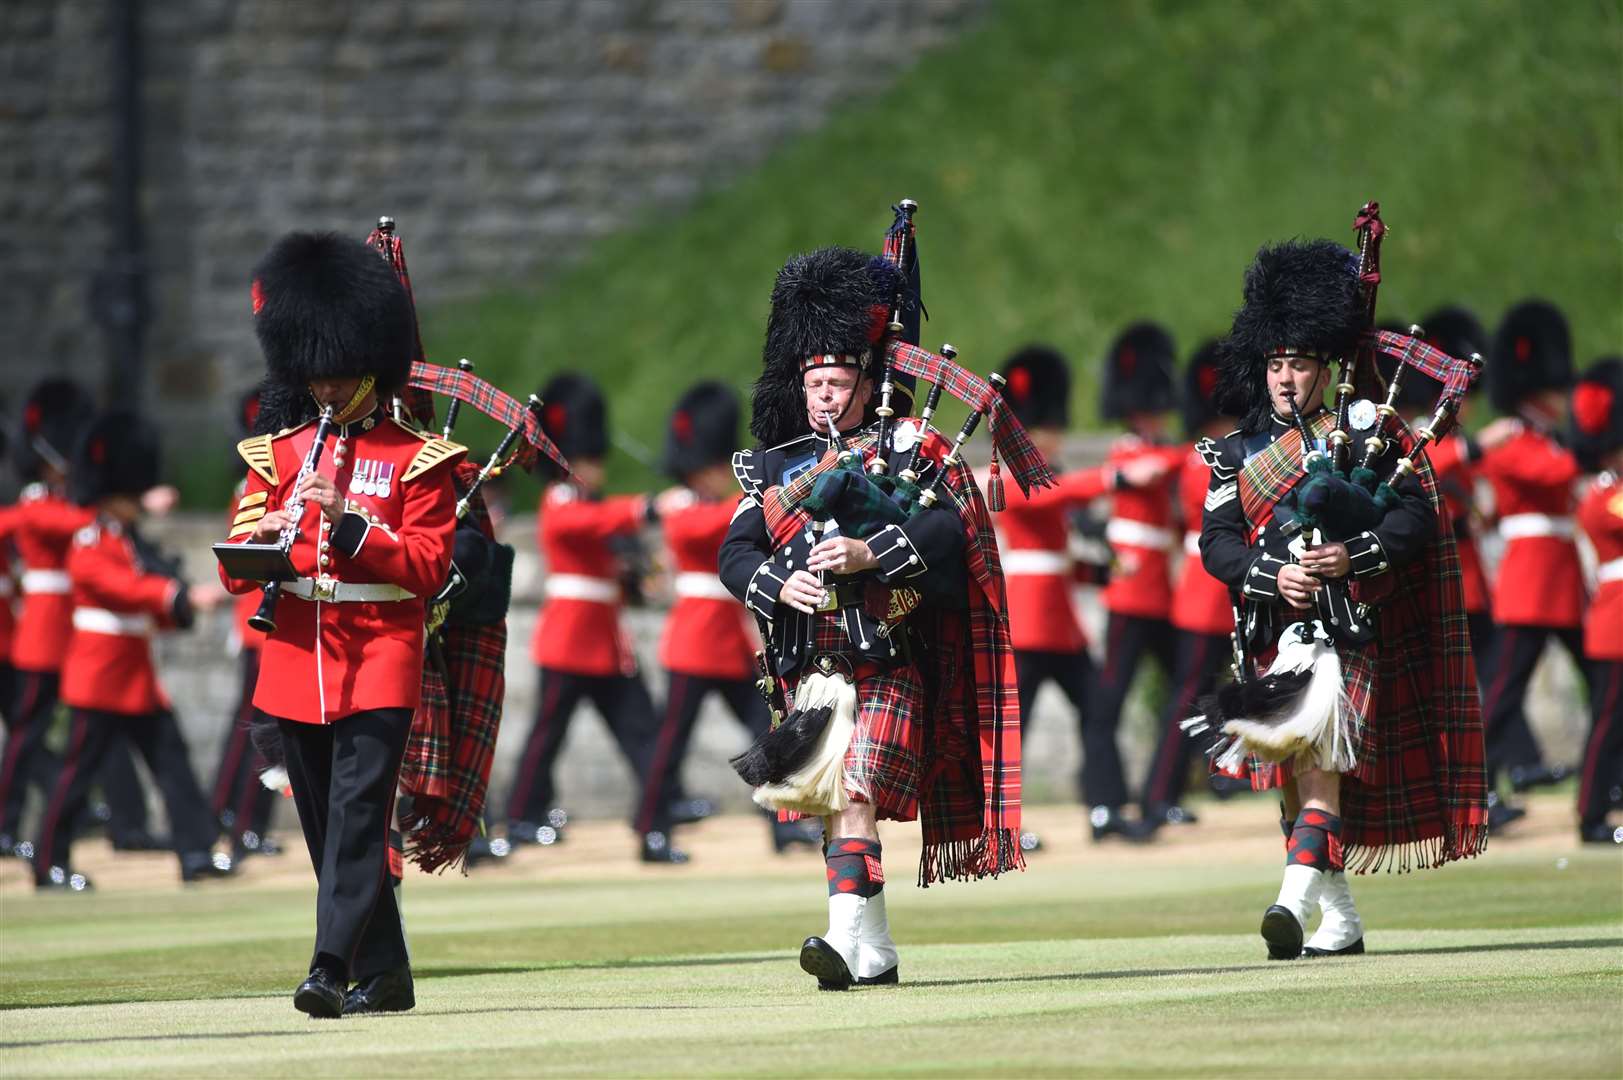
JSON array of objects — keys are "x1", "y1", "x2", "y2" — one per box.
[{"x1": 1, "y1": 794, "x2": 1618, "y2": 1077}]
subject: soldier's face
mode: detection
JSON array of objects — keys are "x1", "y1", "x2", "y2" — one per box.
[
  {"x1": 1265, "y1": 355, "x2": 1330, "y2": 417},
  {"x1": 802, "y1": 367, "x2": 872, "y2": 434},
  {"x1": 308, "y1": 376, "x2": 376, "y2": 420}
]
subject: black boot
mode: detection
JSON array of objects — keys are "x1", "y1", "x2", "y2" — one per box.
[
  {"x1": 293, "y1": 967, "x2": 345, "y2": 1019},
  {"x1": 1089, "y1": 806, "x2": 1153, "y2": 842},
  {"x1": 342, "y1": 966, "x2": 415, "y2": 1016},
  {"x1": 771, "y1": 817, "x2": 823, "y2": 853},
  {"x1": 640, "y1": 830, "x2": 689, "y2": 864}
]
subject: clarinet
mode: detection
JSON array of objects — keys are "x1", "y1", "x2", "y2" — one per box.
[
  {"x1": 918, "y1": 373, "x2": 1003, "y2": 508},
  {"x1": 248, "y1": 405, "x2": 336, "y2": 633},
  {"x1": 869, "y1": 198, "x2": 918, "y2": 475}
]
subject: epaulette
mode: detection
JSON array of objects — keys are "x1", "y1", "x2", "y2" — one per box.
[
  {"x1": 732, "y1": 448, "x2": 765, "y2": 500},
  {"x1": 237, "y1": 434, "x2": 278, "y2": 487},
  {"x1": 401, "y1": 437, "x2": 467, "y2": 483},
  {"x1": 1195, "y1": 434, "x2": 1239, "y2": 481},
  {"x1": 227, "y1": 488, "x2": 270, "y2": 540}
]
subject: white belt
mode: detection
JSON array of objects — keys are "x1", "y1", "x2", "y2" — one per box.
[
  {"x1": 73, "y1": 608, "x2": 154, "y2": 637},
  {"x1": 284, "y1": 578, "x2": 416, "y2": 603},
  {"x1": 544, "y1": 574, "x2": 620, "y2": 603},
  {"x1": 1500, "y1": 513, "x2": 1575, "y2": 540},
  {"x1": 1106, "y1": 519, "x2": 1175, "y2": 552},
  {"x1": 673, "y1": 572, "x2": 734, "y2": 600},
  {"x1": 1599, "y1": 557, "x2": 1623, "y2": 584},
  {"x1": 1002, "y1": 550, "x2": 1070, "y2": 576},
  {"x1": 21, "y1": 569, "x2": 71, "y2": 595},
  {"x1": 1184, "y1": 531, "x2": 1201, "y2": 557}
]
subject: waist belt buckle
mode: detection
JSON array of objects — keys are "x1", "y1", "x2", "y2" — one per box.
[
  {"x1": 313, "y1": 576, "x2": 338, "y2": 602},
  {"x1": 815, "y1": 585, "x2": 840, "y2": 613}
]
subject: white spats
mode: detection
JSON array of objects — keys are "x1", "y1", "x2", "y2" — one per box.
[
  {"x1": 1307, "y1": 871, "x2": 1365, "y2": 952},
  {"x1": 752, "y1": 670, "x2": 856, "y2": 815},
  {"x1": 822, "y1": 891, "x2": 899, "y2": 984},
  {"x1": 822, "y1": 892, "x2": 865, "y2": 976},
  {"x1": 1274, "y1": 862, "x2": 1328, "y2": 929}
]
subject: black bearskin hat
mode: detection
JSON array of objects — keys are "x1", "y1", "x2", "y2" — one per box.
[
  {"x1": 1001, "y1": 344, "x2": 1072, "y2": 430},
  {"x1": 1421, "y1": 305, "x2": 1488, "y2": 370},
  {"x1": 238, "y1": 386, "x2": 263, "y2": 436},
  {"x1": 1571, "y1": 357, "x2": 1623, "y2": 473},
  {"x1": 1181, "y1": 339, "x2": 1231, "y2": 438},
  {"x1": 539, "y1": 372, "x2": 609, "y2": 468},
  {"x1": 70, "y1": 411, "x2": 161, "y2": 505},
  {"x1": 751, "y1": 246, "x2": 904, "y2": 447},
  {"x1": 664, "y1": 380, "x2": 740, "y2": 481},
  {"x1": 1100, "y1": 322, "x2": 1178, "y2": 421},
  {"x1": 1489, "y1": 299, "x2": 1572, "y2": 413},
  {"x1": 1217, "y1": 239, "x2": 1362, "y2": 430},
  {"x1": 1373, "y1": 318, "x2": 1439, "y2": 414},
  {"x1": 251, "y1": 231, "x2": 414, "y2": 397},
  {"x1": 17, "y1": 378, "x2": 96, "y2": 483}
]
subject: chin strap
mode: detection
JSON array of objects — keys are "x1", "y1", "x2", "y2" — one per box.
[{"x1": 314, "y1": 374, "x2": 378, "y2": 424}]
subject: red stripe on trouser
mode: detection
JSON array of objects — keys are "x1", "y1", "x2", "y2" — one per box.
[
  {"x1": 636, "y1": 673, "x2": 689, "y2": 834},
  {"x1": 508, "y1": 675, "x2": 563, "y2": 820},
  {"x1": 212, "y1": 711, "x2": 253, "y2": 818},
  {"x1": 1147, "y1": 636, "x2": 1212, "y2": 803},
  {"x1": 36, "y1": 710, "x2": 92, "y2": 871},
  {"x1": 0, "y1": 672, "x2": 44, "y2": 805},
  {"x1": 1577, "y1": 668, "x2": 1621, "y2": 816},
  {"x1": 1481, "y1": 626, "x2": 1524, "y2": 721},
  {"x1": 1102, "y1": 616, "x2": 1125, "y2": 686}
]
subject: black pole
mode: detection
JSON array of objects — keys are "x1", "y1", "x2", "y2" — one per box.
[{"x1": 91, "y1": 0, "x2": 149, "y2": 406}]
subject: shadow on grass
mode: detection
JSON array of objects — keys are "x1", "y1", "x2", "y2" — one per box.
[
  {"x1": 419, "y1": 952, "x2": 782, "y2": 980},
  {"x1": 904, "y1": 936, "x2": 1623, "y2": 989},
  {"x1": 0, "y1": 1028, "x2": 323, "y2": 1051}
]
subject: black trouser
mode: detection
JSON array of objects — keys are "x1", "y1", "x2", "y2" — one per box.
[
  {"x1": 505, "y1": 667, "x2": 658, "y2": 829},
  {"x1": 1016, "y1": 647, "x2": 1129, "y2": 808},
  {"x1": 1578, "y1": 661, "x2": 1623, "y2": 827},
  {"x1": 1089, "y1": 613, "x2": 1177, "y2": 808},
  {"x1": 1481, "y1": 624, "x2": 1589, "y2": 781},
  {"x1": 277, "y1": 709, "x2": 412, "y2": 982},
  {"x1": 211, "y1": 650, "x2": 277, "y2": 840},
  {"x1": 1141, "y1": 630, "x2": 1229, "y2": 812},
  {"x1": 31, "y1": 708, "x2": 217, "y2": 881},
  {"x1": 635, "y1": 672, "x2": 769, "y2": 835}
]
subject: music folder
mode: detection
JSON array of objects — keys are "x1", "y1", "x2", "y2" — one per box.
[{"x1": 212, "y1": 542, "x2": 299, "y2": 583}]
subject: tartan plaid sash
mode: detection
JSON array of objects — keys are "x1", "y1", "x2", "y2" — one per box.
[
  {"x1": 761, "y1": 429, "x2": 1023, "y2": 885},
  {"x1": 398, "y1": 461, "x2": 506, "y2": 873}
]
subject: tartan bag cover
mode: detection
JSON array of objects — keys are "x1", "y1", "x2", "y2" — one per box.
[
  {"x1": 1235, "y1": 412, "x2": 1488, "y2": 872},
  {"x1": 762, "y1": 429, "x2": 1024, "y2": 885}
]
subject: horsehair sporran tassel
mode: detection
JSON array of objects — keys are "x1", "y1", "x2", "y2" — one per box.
[{"x1": 750, "y1": 667, "x2": 858, "y2": 815}]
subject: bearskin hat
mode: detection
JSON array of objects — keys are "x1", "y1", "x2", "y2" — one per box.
[
  {"x1": 539, "y1": 372, "x2": 609, "y2": 469},
  {"x1": 750, "y1": 247, "x2": 904, "y2": 447},
  {"x1": 1421, "y1": 304, "x2": 1488, "y2": 368},
  {"x1": 1216, "y1": 239, "x2": 1362, "y2": 431},
  {"x1": 1570, "y1": 357, "x2": 1623, "y2": 472},
  {"x1": 70, "y1": 411, "x2": 161, "y2": 505},
  {"x1": 664, "y1": 380, "x2": 740, "y2": 481},
  {"x1": 1001, "y1": 344, "x2": 1072, "y2": 430},
  {"x1": 1489, "y1": 299, "x2": 1572, "y2": 413},
  {"x1": 238, "y1": 387, "x2": 263, "y2": 436},
  {"x1": 1181, "y1": 339, "x2": 1231, "y2": 437},
  {"x1": 17, "y1": 378, "x2": 96, "y2": 483},
  {"x1": 1099, "y1": 321, "x2": 1178, "y2": 421},
  {"x1": 251, "y1": 231, "x2": 414, "y2": 397}
]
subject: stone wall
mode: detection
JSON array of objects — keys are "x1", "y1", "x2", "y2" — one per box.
[{"x1": 4, "y1": 0, "x2": 987, "y2": 420}]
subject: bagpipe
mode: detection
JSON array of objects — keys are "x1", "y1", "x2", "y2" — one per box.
[{"x1": 1189, "y1": 201, "x2": 1484, "y2": 774}]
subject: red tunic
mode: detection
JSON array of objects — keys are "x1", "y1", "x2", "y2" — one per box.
[
  {"x1": 8, "y1": 485, "x2": 96, "y2": 673},
  {"x1": 225, "y1": 477, "x2": 266, "y2": 653},
  {"x1": 60, "y1": 518, "x2": 181, "y2": 715},
  {"x1": 1171, "y1": 447, "x2": 1234, "y2": 636},
  {"x1": 1427, "y1": 436, "x2": 1490, "y2": 615},
  {"x1": 1479, "y1": 427, "x2": 1585, "y2": 627},
  {"x1": 659, "y1": 496, "x2": 756, "y2": 679},
  {"x1": 1101, "y1": 437, "x2": 1185, "y2": 620},
  {"x1": 529, "y1": 485, "x2": 646, "y2": 677},
  {"x1": 219, "y1": 415, "x2": 463, "y2": 725},
  {"x1": 1577, "y1": 474, "x2": 1623, "y2": 661},
  {"x1": 0, "y1": 506, "x2": 17, "y2": 664},
  {"x1": 996, "y1": 465, "x2": 1112, "y2": 653}
]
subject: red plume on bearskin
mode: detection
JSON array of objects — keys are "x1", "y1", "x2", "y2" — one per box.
[
  {"x1": 1100, "y1": 321, "x2": 1178, "y2": 421},
  {"x1": 69, "y1": 410, "x2": 161, "y2": 505},
  {"x1": 1181, "y1": 339, "x2": 1230, "y2": 438},
  {"x1": 1571, "y1": 357, "x2": 1623, "y2": 472},
  {"x1": 1489, "y1": 299, "x2": 1573, "y2": 413},
  {"x1": 664, "y1": 380, "x2": 740, "y2": 480},
  {"x1": 537, "y1": 372, "x2": 609, "y2": 467},
  {"x1": 1000, "y1": 344, "x2": 1072, "y2": 431},
  {"x1": 16, "y1": 378, "x2": 95, "y2": 483}
]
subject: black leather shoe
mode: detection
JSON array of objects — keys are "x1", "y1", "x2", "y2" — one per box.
[
  {"x1": 234, "y1": 830, "x2": 283, "y2": 859},
  {"x1": 180, "y1": 850, "x2": 235, "y2": 882},
  {"x1": 111, "y1": 829, "x2": 171, "y2": 853},
  {"x1": 1486, "y1": 793, "x2": 1526, "y2": 835},
  {"x1": 799, "y1": 936, "x2": 853, "y2": 990},
  {"x1": 640, "y1": 831, "x2": 689, "y2": 864},
  {"x1": 341, "y1": 966, "x2": 415, "y2": 1016},
  {"x1": 0, "y1": 833, "x2": 16, "y2": 859},
  {"x1": 667, "y1": 797, "x2": 716, "y2": 826},
  {"x1": 1144, "y1": 803, "x2": 1200, "y2": 828},
  {"x1": 857, "y1": 965, "x2": 899, "y2": 986},
  {"x1": 1509, "y1": 763, "x2": 1571, "y2": 793},
  {"x1": 1579, "y1": 821, "x2": 1621, "y2": 845},
  {"x1": 35, "y1": 865, "x2": 93, "y2": 891},
  {"x1": 1019, "y1": 830, "x2": 1044, "y2": 853},
  {"x1": 1302, "y1": 937, "x2": 1365, "y2": 958},
  {"x1": 293, "y1": 968, "x2": 345, "y2": 1019},
  {"x1": 507, "y1": 808, "x2": 566, "y2": 847},
  {"x1": 1208, "y1": 773, "x2": 1252, "y2": 800},
  {"x1": 772, "y1": 818, "x2": 823, "y2": 853},
  {"x1": 1260, "y1": 904, "x2": 1304, "y2": 960},
  {"x1": 463, "y1": 834, "x2": 512, "y2": 867},
  {"x1": 1089, "y1": 806, "x2": 1153, "y2": 843}
]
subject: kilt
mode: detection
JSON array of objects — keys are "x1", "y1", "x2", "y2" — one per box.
[{"x1": 793, "y1": 614, "x2": 924, "y2": 822}]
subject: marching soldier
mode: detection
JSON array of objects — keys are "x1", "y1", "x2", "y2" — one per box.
[
  {"x1": 219, "y1": 231, "x2": 465, "y2": 1017},
  {"x1": 1477, "y1": 300, "x2": 1587, "y2": 821},
  {"x1": 635, "y1": 381, "x2": 821, "y2": 855},
  {"x1": 1570, "y1": 359, "x2": 1623, "y2": 844},
  {"x1": 31, "y1": 410, "x2": 231, "y2": 889},
  {"x1": 1090, "y1": 323, "x2": 1184, "y2": 835},
  {"x1": 995, "y1": 344, "x2": 1164, "y2": 842},
  {"x1": 504, "y1": 372, "x2": 683, "y2": 862},
  {"x1": 209, "y1": 387, "x2": 283, "y2": 860},
  {"x1": 720, "y1": 246, "x2": 1027, "y2": 990},
  {"x1": 1139, "y1": 341, "x2": 1237, "y2": 831}
]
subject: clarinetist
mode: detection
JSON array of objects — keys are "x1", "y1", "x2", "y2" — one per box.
[{"x1": 218, "y1": 232, "x2": 466, "y2": 1020}]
